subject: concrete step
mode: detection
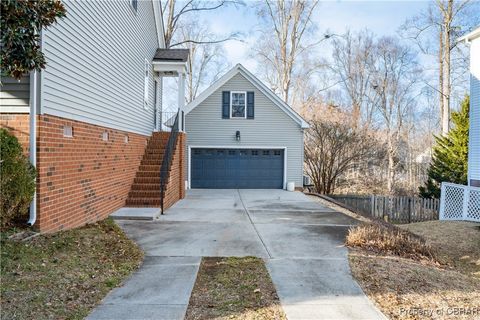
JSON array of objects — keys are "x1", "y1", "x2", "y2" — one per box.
[{"x1": 110, "y1": 207, "x2": 160, "y2": 220}]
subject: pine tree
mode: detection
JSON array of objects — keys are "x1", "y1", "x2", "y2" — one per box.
[{"x1": 419, "y1": 95, "x2": 469, "y2": 198}]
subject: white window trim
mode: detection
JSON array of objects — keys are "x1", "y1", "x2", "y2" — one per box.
[
  {"x1": 230, "y1": 91, "x2": 247, "y2": 119},
  {"x1": 144, "y1": 59, "x2": 150, "y2": 110}
]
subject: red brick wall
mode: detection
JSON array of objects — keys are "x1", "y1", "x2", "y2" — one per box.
[
  {"x1": 36, "y1": 114, "x2": 148, "y2": 232},
  {"x1": 0, "y1": 114, "x2": 30, "y2": 155},
  {"x1": 162, "y1": 132, "x2": 186, "y2": 210}
]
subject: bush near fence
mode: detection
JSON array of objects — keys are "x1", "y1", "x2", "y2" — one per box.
[{"x1": 328, "y1": 194, "x2": 439, "y2": 224}]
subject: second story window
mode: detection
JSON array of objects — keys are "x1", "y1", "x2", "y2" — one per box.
[
  {"x1": 130, "y1": 0, "x2": 138, "y2": 12},
  {"x1": 230, "y1": 91, "x2": 246, "y2": 118}
]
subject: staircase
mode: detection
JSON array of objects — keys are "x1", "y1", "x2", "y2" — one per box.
[{"x1": 125, "y1": 132, "x2": 169, "y2": 207}]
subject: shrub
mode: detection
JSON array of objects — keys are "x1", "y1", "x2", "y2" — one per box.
[
  {"x1": 0, "y1": 128, "x2": 36, "y2": 228},
  {"x1": 345, "y1": 221, "x2": 436, "y2": 261}
]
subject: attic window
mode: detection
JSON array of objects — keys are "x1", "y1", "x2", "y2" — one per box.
[
  {"x1": 102, "y1": 131, "x2": 109, "y2": 142},
  {"x1": 230, "y1": 91, "x2": 246, "y2": 118}
]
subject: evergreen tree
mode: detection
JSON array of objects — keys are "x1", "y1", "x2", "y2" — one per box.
[{"x1": 420, "y1": 95, "x2": 469, "y2": 198}]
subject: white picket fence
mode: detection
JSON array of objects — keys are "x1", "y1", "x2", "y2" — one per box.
[{"x1": 439, "y1": 182, "x2": 480, "y2": 222}]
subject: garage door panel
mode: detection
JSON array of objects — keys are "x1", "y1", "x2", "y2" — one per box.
[{"x1": 191, "y1": 148, "x2": 284, "y2": 189}]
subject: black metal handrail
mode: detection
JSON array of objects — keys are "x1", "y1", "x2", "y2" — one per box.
[{"x1": 160, "y1": 111, "x2": 180, "y2": 214}]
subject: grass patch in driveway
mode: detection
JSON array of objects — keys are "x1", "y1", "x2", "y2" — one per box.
[
  {"x1": 1, "y1": 218, "x2": 143, "y2": 320},
  {"x1": 348, "y1": 220, "x2": 480, "y2": 319},
  {"x1": 185, "y1": 257, "x2": 286, "y2": 320}
]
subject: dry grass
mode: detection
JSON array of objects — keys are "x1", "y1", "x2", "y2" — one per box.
[
  {"x1": 349, "y1": 220, "x2": 480, "y2": 319},
  {"x1": 0, "y1": 218, "x2": 143, "y2": 319},
  {"x1": 346, "y1": 221, "x2": 436, "y2": 261},
  {"x1": 185, "y1": 257, "x2": 286, "y2": 320},
  {"x1": 400, "y1": 221, "x2": 480, "y2": 277}
]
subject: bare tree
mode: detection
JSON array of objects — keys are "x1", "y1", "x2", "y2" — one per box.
[
  {"x1": 401, "y1": 0, "x2": 479, "y2": 135},
  {"x1": 160, "y1": 0, "x2": 240, "y2": 107},
  {"x1": 162, "y1": 0, "x2": 242, "y2": 48},
  {"x1": 368, "y1": 37, "x2": 421, "y2": 194},
  {"x1": 178, "y1": 20, "x2": 230, "y2": 103},
  {"x1": 304, "y1": 105, "x2": 376, "y2": 194},
  {"x1": 253, "y1": 0, "x2": 319, "y2": 103},
  {"x1": 330, "y1": 30, "x2": 376, "y2": 129}
]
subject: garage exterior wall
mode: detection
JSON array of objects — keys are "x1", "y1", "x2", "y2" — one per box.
[
  {"x1": 40, "y1": 0, "x2": 159, "y2": 136},
  {"x1": 185, "y1": 73, "x2": 305, "y2": 188}
]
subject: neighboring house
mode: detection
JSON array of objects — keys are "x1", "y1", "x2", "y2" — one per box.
[
  {"x1": 184, "y1": 64, "x2": 309, "y2": 189},
  {"x1": 439, "y1": 27, "x2": 480, "y2": 222},
  {"x1": 0, "y1": 0, "x2": 188, "y2": 232}
]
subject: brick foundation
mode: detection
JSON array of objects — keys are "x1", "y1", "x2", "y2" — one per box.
[
  {"x1": 162, "y1": 132, "x2": 186, "y2": 210},
  {"x1": 0, "y1": 113, "x2": 30, "y2": 155},
  {"x1": 36, "y1": 114, "x2": 148, "y2": 232}
]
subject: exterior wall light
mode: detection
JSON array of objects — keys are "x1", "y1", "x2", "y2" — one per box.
[{"x1": 236, "y1": 130, "x2": 241, "y2": 141}]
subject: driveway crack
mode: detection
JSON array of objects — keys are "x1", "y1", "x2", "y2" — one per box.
[{"x1": 237, "y1": 189, "x2": 273, "y2": 259}]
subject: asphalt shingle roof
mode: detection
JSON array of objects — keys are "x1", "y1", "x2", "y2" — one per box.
[{"x1": 153, "y1": 49, "x2": 189, "y2": 62}]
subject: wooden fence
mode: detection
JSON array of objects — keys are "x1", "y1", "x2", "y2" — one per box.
[{"x1": 327, "y1": 194, "x2": 439, "y2": 224}]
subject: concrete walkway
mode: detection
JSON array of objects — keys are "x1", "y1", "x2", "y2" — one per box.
[{"x1": 88, "y1": 189, "x2": 385, "y2": 320}]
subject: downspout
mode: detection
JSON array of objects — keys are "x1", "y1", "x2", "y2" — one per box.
[{"x1": 27, "y1": 70, "x2": 38, "y2": 226}]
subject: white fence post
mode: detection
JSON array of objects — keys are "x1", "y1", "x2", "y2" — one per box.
[
  {"x1": 439, "y1": 182, "x2": 446, "y2": 220},
  {"x1": 463, "y1": 187, "x2": 470, "y2": 220}
]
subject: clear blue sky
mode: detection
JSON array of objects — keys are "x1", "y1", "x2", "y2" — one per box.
[{"x1": 200, "y1": 0, "x2": 432, "y2": 70}]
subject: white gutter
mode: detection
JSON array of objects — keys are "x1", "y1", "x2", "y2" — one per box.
[
  {"x1": 28, "y1": 70, "x2": 38, "y2": 226},
  {"x1": 458, "y1": 26, "x2": 480, "y2": 43}
]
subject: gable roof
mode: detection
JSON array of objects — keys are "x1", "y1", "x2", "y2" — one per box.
[{"x1": 183, "y1": 64, "x2": 309, "y2": 129}]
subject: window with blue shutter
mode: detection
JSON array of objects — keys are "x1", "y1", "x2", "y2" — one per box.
[
  {"x1": 247, "y1": 91, "x2": 254, "y2": 119},
  {"x1": 222, "y1": 91, "x2": 230, "y2": 118}
]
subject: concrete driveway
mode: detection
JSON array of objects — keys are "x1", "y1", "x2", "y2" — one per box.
[{"x1": 88, "y1": 189, "x2": 385, "y2": 320}]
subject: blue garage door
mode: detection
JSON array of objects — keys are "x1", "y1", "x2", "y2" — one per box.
[{"x1": 191, "y1": 148, "x2": 284, "y2": 189}]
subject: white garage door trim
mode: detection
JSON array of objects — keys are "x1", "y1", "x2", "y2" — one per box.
[{"x1": 187, "y1": 145, "x2": 288, "y2": 189}]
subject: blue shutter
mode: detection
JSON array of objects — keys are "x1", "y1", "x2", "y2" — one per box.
[
  {"x1": 247, "y1": 91, "x2": 254, "y2": 119},
  {"x1": 222, "y1": 91, "x2": 230, "y2": 119}
]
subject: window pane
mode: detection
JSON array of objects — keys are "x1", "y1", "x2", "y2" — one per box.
[{"x1": 231, "y1": 92, "x2": 246, "y2": 117}]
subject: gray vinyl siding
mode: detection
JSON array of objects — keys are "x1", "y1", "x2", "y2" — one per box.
[
  {"x1": 0, "y1": 76, "x2": 30, "y2": 113},
  {"x1": 185, "y1": 73, "x2": 305, "y2": 188},
  {"x1": 468, "y1": 39, "x2": 480, "y2": 184},
  {"x1": 40, "y1": 0, "x2": 159, "y2": 135}
]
